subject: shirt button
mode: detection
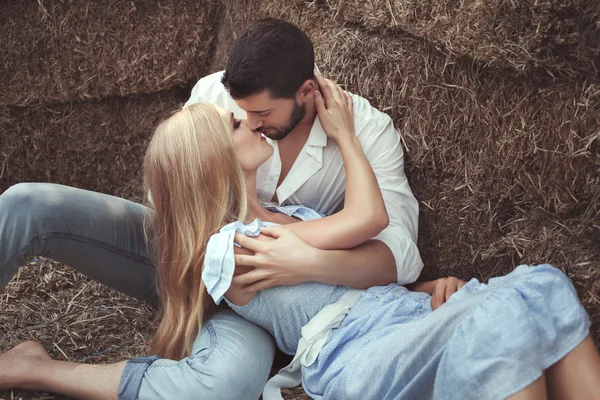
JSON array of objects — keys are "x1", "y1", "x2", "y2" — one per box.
[{"x1": 269, "y1": 176, "x2": 274, "y2": 181}]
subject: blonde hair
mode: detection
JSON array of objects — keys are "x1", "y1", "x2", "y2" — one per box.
[{"x1": 143, "y1": 103, "x2": 248, "y2": 360}]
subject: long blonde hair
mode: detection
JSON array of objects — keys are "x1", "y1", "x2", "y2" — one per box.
[{"x1": 143, "y1": 103, "x2": 248, "y2": 360}]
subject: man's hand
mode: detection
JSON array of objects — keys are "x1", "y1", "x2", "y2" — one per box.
[
  {"x1": 407, "y1": 276, "x2": 467, "y2": 311},
  {"x1": 430, "y1": 277, "x2": 466, "y2": 310},
  {"x1": 232, "y1": 226, "x2": 319, "y2": 293}
]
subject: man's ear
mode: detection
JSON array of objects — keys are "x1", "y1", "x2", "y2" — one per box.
[{"x1": 296, "y1": 79, "x2": 317, "y2": 102}]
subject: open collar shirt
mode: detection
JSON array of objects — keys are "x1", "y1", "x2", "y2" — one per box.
[{"x1": 185, "y1": 71, "x2": 423, "y2": 284}]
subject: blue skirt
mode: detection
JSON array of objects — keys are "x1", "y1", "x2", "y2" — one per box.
[{"x1": 302, "y1": 264, "x2": 590, "y2": 400}]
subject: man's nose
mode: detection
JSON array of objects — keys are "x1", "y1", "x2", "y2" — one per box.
[{"x1": 245, "y1": 114, "x2": 262, "y2": 131}]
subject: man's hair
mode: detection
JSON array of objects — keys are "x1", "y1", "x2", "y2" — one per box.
[{"x1": 222, "y1": 18, "x2": 315, "y2": 99}]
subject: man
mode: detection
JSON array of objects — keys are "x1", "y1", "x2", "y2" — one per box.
[
  {"x1": 186, "y1": 18, "x2": 422, "y2": 292},
  {"x1": 0, "y1": 18, "x2": 422, "y2": 400}
]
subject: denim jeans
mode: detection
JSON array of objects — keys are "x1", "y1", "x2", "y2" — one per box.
[{"x1": 0, "y1": 183, "x2": 276, "y2": 399}]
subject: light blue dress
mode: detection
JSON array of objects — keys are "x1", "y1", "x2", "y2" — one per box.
[{"x1": 203, "y1": 205, "x2": 590, "y2": 400}]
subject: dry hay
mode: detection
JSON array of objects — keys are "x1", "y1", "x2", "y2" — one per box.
[
  {"x1": 334, "y1": 0, "x2": 600, "y2": 82},
  {"x1": 0, "y1": 258, "x2": 296, "y2": 400},
  {"x1": 0, "y1": 86, "x2": 188, "y2": 199},
  {"x1": 214, "y1": 0, "x2": 600, "y2": 346},
  {"x1": 0, "y1": 0, "x2": 216, "y2": 107},
  {"x1": 0, "y1": 259, "x2": 156, "y2": 400},
  {"x1": 1, "y1": 0, "x2": 599, "y2": 399}
]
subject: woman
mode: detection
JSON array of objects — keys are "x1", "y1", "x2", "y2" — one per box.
[
  {"x1": 1, "y1": 78, "x2": 598, "y2": 400},
  {"x1": 145, "y1": 74, "x2": 599, "y2": 399}
]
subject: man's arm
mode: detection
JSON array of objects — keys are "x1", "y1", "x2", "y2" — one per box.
[
  {"x1": 303, "y1": 103, "x2": 423, "y2": 287},
  {"x1": 308, "y1": 239, "x2": 397, "y2": 288},
  {"x1": 349, "y1": 110, "x2": 424, "y2": 284}
]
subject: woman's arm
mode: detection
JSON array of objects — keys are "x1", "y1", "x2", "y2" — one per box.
[{"x1": 281, "y1": 74, "x2": 388, "y2": 250}]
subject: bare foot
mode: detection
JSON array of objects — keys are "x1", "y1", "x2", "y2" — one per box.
[{"x1": 0, "y1": 341, "x2": 51, "y2": 390}]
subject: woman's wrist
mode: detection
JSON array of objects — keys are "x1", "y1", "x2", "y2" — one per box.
[
  {"x1": 292, "y1": 246, "x2": 326, "y2": 284},
  {"x1": 335, "y1": 133, "x2": 360, "y2": 150},
  {"x1": 302, "y1": 247, "x2": 339, "y2": 284}
]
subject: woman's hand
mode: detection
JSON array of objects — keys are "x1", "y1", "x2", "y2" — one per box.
[{"x1": 314, "y1": 71, "x2": 355, "y2": 142}]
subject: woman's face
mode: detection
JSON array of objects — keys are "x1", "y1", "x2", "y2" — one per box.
[{"x1": 218, "y1": 107, "x2": 274, "y2": 172}]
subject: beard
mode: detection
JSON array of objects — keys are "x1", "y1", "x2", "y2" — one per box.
[{"x1": 260, "y1": 101, "x2": 306, "y2": 141}]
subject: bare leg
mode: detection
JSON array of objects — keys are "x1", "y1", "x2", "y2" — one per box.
[
  {"x1": 546, "y1": 335, "x2": 600, "y2": 400},
  {"x1": 0, "y1": 341, "x2": 126, "y2": 400},
  {"x1": 506, "y1": 374, "x2": 547, "y2": 400}
]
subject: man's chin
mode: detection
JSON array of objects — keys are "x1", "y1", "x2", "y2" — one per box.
[
  {"x1": 262, "y1": 129, "x2": 290, "y2": 141},
  {"x1": 262, "y1": 132, "x2": 278, "y2": 140}
]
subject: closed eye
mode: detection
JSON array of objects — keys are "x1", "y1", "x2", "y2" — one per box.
[{"x1": 233, "y1": 119, "x2": 241, "y2": 129}]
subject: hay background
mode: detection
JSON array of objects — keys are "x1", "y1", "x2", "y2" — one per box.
[
  {"x1": 0, "y1": 0, "x2": 217, "y2": 106},
  {"x1": 1, "y1": 0, "x2": 598, "y2": 399},
  {"x1": 337, "y1": 0, "x2": 600, "y2": 82}
]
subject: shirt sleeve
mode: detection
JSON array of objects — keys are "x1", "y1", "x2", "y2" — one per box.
[
  {"x1": 203, "y1": 219, "x2": 282, "y2": 304},
  {"x1": 359, "y1": 113, "x2": 424, "y2": 284},
  {"x1": 203, "y1": 228, "x2": 237, "y2": 305}
]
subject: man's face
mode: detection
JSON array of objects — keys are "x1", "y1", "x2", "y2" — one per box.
[{"x1": 234, "y1": 90, "x2": 306, "y2": 140}]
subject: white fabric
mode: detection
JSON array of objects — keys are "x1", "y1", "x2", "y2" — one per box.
[
  {"x1": 262, "y1": 289, "x2": 364, "y2": 400},
  {"x1": 186, "y1": 71, "x2": 424, "y2": 284}
]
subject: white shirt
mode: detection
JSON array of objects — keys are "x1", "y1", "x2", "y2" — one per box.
[{"x1": 185, "y1": 71, "x2": 423, "y2": 284}]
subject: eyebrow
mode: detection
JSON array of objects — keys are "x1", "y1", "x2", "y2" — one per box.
[{"x1": 248, "y1": 109, "x2": 272, "y2": 114}]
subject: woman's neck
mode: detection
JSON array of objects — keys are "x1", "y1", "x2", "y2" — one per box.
[{"x1": 244, "y1": 170, "x2": 271, "y2": 222}]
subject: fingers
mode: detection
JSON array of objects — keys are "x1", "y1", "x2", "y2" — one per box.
[
  {"x1": 431, "y1": 290, "x2": 444, "y2": 310},
  {"x1": 314, "y1": 70, "x2": 334, "y2": 104},
  {"x1": 231, "y1": 269, "x2": 269, "y2": 286},
  {"x1": 314, "y1": 69, "x2": 346, "y2": 105},
  {"x1": 431, "y1": 286, "x2": 445, "y2": 311},
  {"x1": 445, "y1": 279, "x2": 458, "y2": 302},
  {"x1": 314, "y1": 90, "x2": 327, "y2": 116},
  {"x1": 234, "y1": 253, "x2": 259, "y2": 267},
  {"x1": 344, "y1": 91, "x2": 354, "y2": 115},
  {"x1": 326, "y1": 78, "x2": 346, "y2": 104},
  {"x1": 260, "y1": 225, "x2": 284, "y2": 238},
  {"x1": 446, "y1": 278, "x2": 467, "y2": 300},
  {"x1": 242, "y1": 279, "x2": 278, "y2": 293},
  {"x1": 432, "y1": 277, "x2": 466, "y2": 310},
  {"x1": 327, "y1": 79, "x2": 342, "y2": 103},
  {"x1": 234, "y1": 233, "x2": 265, "y2": 252},
  {"x1": 231, "y1": 270, "x2": 278, "y2": 293}
]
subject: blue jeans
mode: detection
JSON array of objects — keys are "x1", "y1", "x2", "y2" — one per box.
[{"x1": 0, "y1": 183, "x2": 276, "y2": 400}]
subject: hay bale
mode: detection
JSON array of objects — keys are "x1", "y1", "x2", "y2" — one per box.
[
  {"x1": 0, "y1": 3, "x2": 598, "y2": 400},
  {"x1": 0, "y1": 86, "x2": 189, "y2": 200},
  {"x1": 214, "y1": 1, "x2": 600, "y2": 349},
  {"x1": 334, "y1": 0, "x2": 600, "y2": 81},
  {"x1": 0, "y1": 0, "x2": 217, "y2": 107}
]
